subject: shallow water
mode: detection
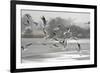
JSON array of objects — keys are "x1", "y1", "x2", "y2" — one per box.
[{"x1": 21, "y1": 38, "x2": 90, "y2": 63}]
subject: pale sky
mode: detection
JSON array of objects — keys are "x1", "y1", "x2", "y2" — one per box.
[{"x1": 21, "y1": 10, "x2": 90, "y2": 28}]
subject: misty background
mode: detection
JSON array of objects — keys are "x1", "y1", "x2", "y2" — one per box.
[{"x1": 21, "y1": 10, "x2": 90, "y2": 38}]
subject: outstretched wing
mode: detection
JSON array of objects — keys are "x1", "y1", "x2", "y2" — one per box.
[
  {"x1": 41, "y1": 16, "x2": 47, "y2": 26},
  {"x1": 52, "y1": 44, "x2": 59, "y2": 47},
  {"x1": 33, "y1": 21, "x2": 38, "y2": 26},
  {"x1": 77, "y1": 43, "x2": 81, "y2": 52},
  {"x1": 26, "y1": 43, "x2": 33, "y2": 47}
]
